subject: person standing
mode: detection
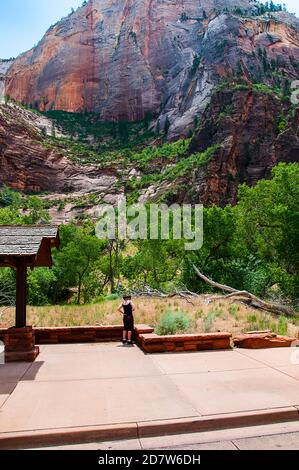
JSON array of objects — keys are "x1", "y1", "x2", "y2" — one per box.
[{"x1": 118, "y1": 295, "x2": 135, "y2": 345}]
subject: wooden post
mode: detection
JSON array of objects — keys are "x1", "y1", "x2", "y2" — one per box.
[{"x1": 15, "y1": 257, "x2": 27, "y2": 328}]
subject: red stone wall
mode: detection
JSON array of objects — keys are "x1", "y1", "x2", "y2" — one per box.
[
  {"x1": 0, "y1": 326, "x2": 296, "y2": 352},
  {"x1": 0, "y1": 324, "x2": 154, "y2": 345},
  {"x1": 0, "y1": 326, "x2": 123, "y2": 345},
  {"x1": 138, "y1": 332, "x2": 232, "y2": 353}
]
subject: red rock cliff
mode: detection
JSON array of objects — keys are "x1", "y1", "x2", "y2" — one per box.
[
  {"x1": 5, "y1": 1, "x2": 299, "y2": 134},
  {"x1": 0, "y1": 104, "x2": 118, "y2": 195},
  {"x1": 188, "y1": 88, "x2": 299, "y2": 205}
]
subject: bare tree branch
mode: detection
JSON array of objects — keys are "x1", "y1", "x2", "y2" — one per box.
[
  {"x1": 192, "y1": 264, "x2": 297, "y2": 318},
  {"x1": 130, "y1": 284, "x2": 200, "y2": 305}
]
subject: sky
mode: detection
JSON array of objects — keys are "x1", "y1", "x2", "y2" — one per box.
[
  {"x1": 0, "y1": 0, "x2": 299, "y2": 58},
  {"x1": 0, "y1": 0, "x2": 83, "y2": 58}
]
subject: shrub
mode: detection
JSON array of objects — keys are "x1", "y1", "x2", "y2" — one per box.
[
  {"x1": 195, "y1": 309, "x2": 204, "y2": 320},
  {"x1": 229, "y1": 303, "x2": 240, "y2": 318},
  {"x1": 246, "y1": 313, "x2": 271, "y2": 331},
  {"x1": 156, "y1": 310, "x2": 190, "y2": 335},
  {"x1": 276, "y1": 115, "x2": 288, "y2": 134},
  {"x1": 247, "y1": 313, "x2": 257, "y2": 324},
  {"x1": 276, "y1": 316, "x2": 289, "y2": 336},
  {"x1": 28, "y1": 268, "x2": 57, "y2": 306},
  {"x1": 247, "y1": 311, "x2": 290, "y2": 336},
  {"x1": 202, "y1": 308, "x2": 223, "y2": 333},
  {"x1": 105, "y1": 293, "x2": 120, "y2": 301},
  {"x1": 203, "y1": 313, "x2": 215, "y2": 333}
]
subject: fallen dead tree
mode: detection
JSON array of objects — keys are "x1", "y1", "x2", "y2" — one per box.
[
  {"x1": 192, "y1": 264, "x2": 298, "y2": 318},
  {"x1": 131, "y1": 285, "x2": 200, "y2": 305}
]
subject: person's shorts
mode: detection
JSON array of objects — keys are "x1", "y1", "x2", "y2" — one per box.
[{"x1": 123, "y1": 314, "x2": 134, "y2": 331}]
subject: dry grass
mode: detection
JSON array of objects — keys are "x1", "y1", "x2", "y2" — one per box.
[{"x1": 1, "y1": 296, "x2": 298, "y2": 337}]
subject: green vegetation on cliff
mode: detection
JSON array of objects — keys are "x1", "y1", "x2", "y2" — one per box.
[{"x1": 43, "y1": 110, "x2": 156, "y2": 151}]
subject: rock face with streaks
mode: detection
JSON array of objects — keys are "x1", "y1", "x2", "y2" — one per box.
[
  {"x1": 187, "y1": 88, "x2": 299, "y2": 205},
  {"x1": 5, "y1": 0, "x2": 299, "y2": 134},
  {"x1": 129, "y1": 86, "x2": 299, "y2": 206},
  {"x1": 1, "y1": 1, "x2": 299, "y2": 209},
  {"x1": 0, "y1": 60, "x2": 14, "y2": 104}
]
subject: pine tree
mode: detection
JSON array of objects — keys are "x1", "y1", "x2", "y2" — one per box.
[{"x1": 164, "y1": 116, "x2": 170, "y2": 135}]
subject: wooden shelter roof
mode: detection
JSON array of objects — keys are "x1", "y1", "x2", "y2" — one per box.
[{"x1": 0, "y1": 226, "x2": 60, "y2": 268}]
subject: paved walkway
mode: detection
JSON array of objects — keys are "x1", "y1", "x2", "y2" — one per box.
[{"x1": 0, "y1": 343, "x2": 299, "y2": 444}]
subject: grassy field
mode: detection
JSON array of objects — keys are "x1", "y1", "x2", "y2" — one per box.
[{"x1": 1, "y1": 296, "x2": 298, "y2": 337}]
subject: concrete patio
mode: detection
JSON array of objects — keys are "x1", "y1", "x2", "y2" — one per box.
[{"x1": 0, "y1": 343, "x2": 299, "y2": 448}]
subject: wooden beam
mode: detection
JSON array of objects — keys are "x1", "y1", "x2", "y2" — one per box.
[
  {"x1": 35, "y1": 238, "x2": 53, "y2": 267},
  {"x1": 15, "y1": 257, "x2": 28, "y2": 328}
]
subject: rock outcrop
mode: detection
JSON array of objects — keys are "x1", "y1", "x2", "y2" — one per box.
[
  {"x1": 233, "y1": 332, "x2": 297, "y2": 348},
  {"x1": 1, "y1": 86, "x2": 299, "y2": 209},
  {"x1": 0, "y1": 104, "x2": 119, "y2": 195},
  {"x1": 0, "y1": 60, "x2": 14, "y2": 105},
  {"x1": 187, "y1": 88, "x2": 299, "y2": 205},
  {"x1": 136, "y1": 87, "x2": 299, "y2": 206},
  {"x1": 1, "y1": 2, "x2": 299, "y2": 209},
  {"x1": 4, "y1": 1, "x2": 299, "y2": 134}
]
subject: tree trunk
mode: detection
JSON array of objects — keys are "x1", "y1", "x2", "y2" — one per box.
[
  {"x1": 192, "y1": 264, "x2": 297, "y2": 318},
  {"x1": 77, "y1": 276, "x2": 82, "y2": 305}
]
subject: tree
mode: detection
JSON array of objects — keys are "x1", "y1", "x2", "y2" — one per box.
[
  {"x1": 28, "y1": 269, "x2": 57, "y2": 306},
  {"x1": 0, "y1": 188, "x2": 50, "y2": 225},
  {"x1": 143, "y1": 112, "x2": 152, "y2": 130},
  {"x1": 122, "y1": 238, "x2": 185, "y2": 290},
  {"x1": 53, "y1": 225, "x2": 105, "y2": 304},
  {"x1": 110, "y1": 121, "x2": 117, "y2": 139},
  {"x1": 164, "y1": 116, "x2": 171, "y2": 136},
  {"x1": 118, "y1": 121, "x2": 129, "y2": 143},
  {"x1": 236, "y1": 163, "x2": 299, "y2": 299},
  {"x1": 51, "y1": 122, "x2": 56, "y2": 138},
  {"x1": 99, "y1": 239, "x2": 125, "y2": 294},
  {"x1": 183, "y1": 205, "x2": 238, "y2": 292},
  {"x1": 156, "y1": 119, "x2": 161, "y2": 134},
  {"x1": 22, "y1": 196, "x2": 50, "y2": 224}
]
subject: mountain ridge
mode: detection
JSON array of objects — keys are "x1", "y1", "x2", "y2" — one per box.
[{"x1": 4, "y1": 1, "x2": 299, "y2": 136}]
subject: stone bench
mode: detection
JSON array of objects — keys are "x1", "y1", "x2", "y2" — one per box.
[{"x1": 138, "y1": 332, "x2": 232, "y2": 353}]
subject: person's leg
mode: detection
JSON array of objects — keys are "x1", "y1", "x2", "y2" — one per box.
[
  {"x1": 128, "y1": 330, "x2": 135, "y2": 345},
  {"x1": 123, "y1": 330, "x2": 127, "y2": 343}
]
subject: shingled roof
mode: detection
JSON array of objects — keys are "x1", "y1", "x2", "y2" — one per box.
[{"x1": 0, "y1": 226, "x2": 60, "y2": 267}]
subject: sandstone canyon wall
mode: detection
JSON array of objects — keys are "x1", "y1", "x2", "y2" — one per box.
[
  {"x1": 188, "y1": 88, "x2": 299, "y2": 205},
  {"x1": 0, "y1": 104, "x2": 119, "y2": 195},
  {"x1": 5, "y1": 1, "x2": 299, "y2": 134},
  {"x1": 1, "y1": 1, "x2": 299, "y2": 209}
]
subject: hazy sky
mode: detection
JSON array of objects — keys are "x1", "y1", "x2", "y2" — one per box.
[
  {"x1": 0, "y1": 0, "x2": 83, "y2": 58},
  {"x1": 0, "y1": 0, "x2": 299, "y2": 58}
]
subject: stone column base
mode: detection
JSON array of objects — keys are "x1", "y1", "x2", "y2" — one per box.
[{"x1": 4, "y1": 327, "x2": 40, "y2": 363}]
